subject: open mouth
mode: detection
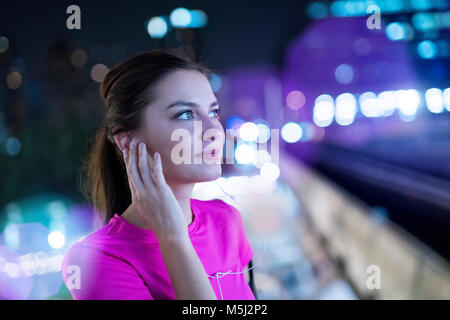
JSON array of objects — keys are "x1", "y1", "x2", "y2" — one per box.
[{"x1": 203, "y1": 148, "x2": 220, "y2": 160}]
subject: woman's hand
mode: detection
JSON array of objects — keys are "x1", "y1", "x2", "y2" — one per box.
[{"x1": 122, "y1": 137, "x2": 189, "y2": 243}]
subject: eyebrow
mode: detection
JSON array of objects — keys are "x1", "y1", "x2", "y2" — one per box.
[{"x1": 165, "y1": 100, "x2": 219, "y2": 110}]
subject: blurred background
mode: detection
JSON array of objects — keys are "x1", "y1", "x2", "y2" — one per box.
[{"x1": 1, "y1": 0, "x2": 449, "y2": 299}]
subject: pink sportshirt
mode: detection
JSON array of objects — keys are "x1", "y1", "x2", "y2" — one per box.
[{"x1": 61, "y1": 198, "x2": 255, "y2": 300}]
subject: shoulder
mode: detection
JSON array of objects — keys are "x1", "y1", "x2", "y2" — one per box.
[
  {"x1": 193, "y1": 198, "x2": 241, "y2": 219},
  {"x1": 61, "y1": 225, "x2": 120, "y2": 274},
  {"x1": 193, "y1": 198, "x2": 245, "y2": 232}
]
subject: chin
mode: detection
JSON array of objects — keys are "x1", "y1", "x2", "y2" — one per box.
[
  {"x1": 177, "y1": 163, "x2": 222, "y2": 183},
  {"x1": 196, "y1": 163, "x2": 222, "y2": 182}
]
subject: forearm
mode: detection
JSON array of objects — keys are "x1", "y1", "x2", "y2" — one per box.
[{"x1": 158, "y1": 235, "x2": 217, "y2": 300}]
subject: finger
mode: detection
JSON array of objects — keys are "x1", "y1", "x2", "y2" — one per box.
[
  {"x1": 152, "y1": 152, "x2": 167, "y2": 188},
  {"x1": 138, "y1": 142, "x2": 156, "y2": 192},
  {"x1": 128, "y1": 138, "x2": 145, "y2": 192},
  {"x1": 122, "y1": 146, "x2": 137, "y2": 196}
]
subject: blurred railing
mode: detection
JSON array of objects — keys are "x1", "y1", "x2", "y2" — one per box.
[{"x1": 280, "y1": 151, "x2": 450, "y2": 299}]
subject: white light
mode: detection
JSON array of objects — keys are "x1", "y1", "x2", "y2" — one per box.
[
  {"x1": 253, "y1": 149, "x2": 272, "y2": 168},
  {"x1": 281, "y1": 122, "x2": 303, "y2": 143},
  {"x1": 359, "y1": 92, "x2": 379, "y2": 117},
  {"x1": 313, "y1": 94, "x2": 335, "y2": 127},
  {"x1": 425, "y1": 88, "x2": 444, "y2": 113},
  {"x1": 4, "y1": 262, "x2": 21, "y2": 278},
  {"x1": 239, "y1": 122, "x2": 259, "y2": 141},
  {"x1": 48, "y1": 231, "x2": 65, "y2": 249},
  {"x1": 147, "y1": 17, "x2": 168, "y2": 38},
  {"x1": 235, "y1": 144, "x2": 256, "y2": 165},
  {"x1": 377, "y1": 90, "x2": 397, "y2": 116},
  {"x1": 335, "y1": 93, "x2": 357, "y2": 126},
  {"x1": 442, "y1": 88, "x2": 450, "y2": 111},
  {"x1": 397, "y1": 89, "x2": 420, "y2": 116},
  {"x1": 256, "y1": 123, "x2": 271, "y2": 143},
  {"x1": 170, "y1": 7, "x2": 191, "y2": 27},
  {"x1": 260, "y1": 162, "x2": 280, "y2": 181}
]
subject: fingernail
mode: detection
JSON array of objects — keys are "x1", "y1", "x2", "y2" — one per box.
[{"x1": 131, "y1": 138, "x2": 135, "y2": 148}]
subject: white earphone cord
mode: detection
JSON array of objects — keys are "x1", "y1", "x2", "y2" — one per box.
[{"x1": 206, "y1": 181, "x2": 267, "y2": 300}]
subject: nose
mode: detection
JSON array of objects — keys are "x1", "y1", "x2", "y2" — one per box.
[{"x1": 201, "y1": 114, "x2": 223, "y2": 139}]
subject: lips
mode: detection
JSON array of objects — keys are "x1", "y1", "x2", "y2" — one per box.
[{"x1": 202, "y1": 148, "x2": 221, "y2": 160}]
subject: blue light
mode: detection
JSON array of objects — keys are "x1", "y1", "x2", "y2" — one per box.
[
  {"x1": 335, "y1": 64, "x2": 354, "y2": 84},
  {"x1": 307, "y1": 2, "x2": 328, "y2": 19},
  {"x1": 412, "y1": 13, "x2": 435, "y2": 31},
  {"x1": 386, "y1": 22, "x2": 407, "y2": 41},
  {"x1": 226, "y1": 116, "x2": 244, "y2": 130},
  {"x1": 209, "y1": 73, "x2": 222, "y2": 92},
  {"x1": 188, "y1": 10, "x2": 207, "y2": 28},
  {"x1": 411, "y1": 0, "x2": 432, "y2": 10},
  {"x1": 170, "y1": 7, "x2": 191, "y2": 28},
  {"x1": 417, "y1": 40, "x2": 437, "y2": 59},
  {"x1": 146, "y1": 17, "x2": 168, "y2": 38}
]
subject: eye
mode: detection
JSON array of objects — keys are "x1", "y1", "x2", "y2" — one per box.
[
  {"x1": 209, "y1": 108, "x2": 221, "y2": 119},
  {"x1": 175, "y1": 109, "x2": 194, "y2": 120}
]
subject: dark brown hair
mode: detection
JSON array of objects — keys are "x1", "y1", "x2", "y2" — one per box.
[{"x1": 80, "y1": 48, "x2": 212, "y2": 227}]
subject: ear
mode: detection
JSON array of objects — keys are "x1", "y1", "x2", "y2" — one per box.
[{"x1": 113, "y1": 131, "x2": 131, "y2": 153}]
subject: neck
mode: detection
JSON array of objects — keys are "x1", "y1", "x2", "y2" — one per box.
[{"x1": 165, "y1": 180, "x2": 196, "y2": 226}]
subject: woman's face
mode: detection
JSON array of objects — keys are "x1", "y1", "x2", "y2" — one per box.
[{"x1": 135, "y1": 69, "x2": 225, "y2": 184}]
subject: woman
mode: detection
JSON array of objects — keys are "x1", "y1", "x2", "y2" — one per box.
[{"x1": 62, "y1": 48, "x2": 256, "y2": 300}]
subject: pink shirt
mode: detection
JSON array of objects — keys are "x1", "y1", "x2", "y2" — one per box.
[{"x1": 62, "y1": 198, "x2": 255, "y2": 300}]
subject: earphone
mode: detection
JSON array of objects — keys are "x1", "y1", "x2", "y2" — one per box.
[{"x1": 206, "y1": 180, "x2": 267, "y2": 300}]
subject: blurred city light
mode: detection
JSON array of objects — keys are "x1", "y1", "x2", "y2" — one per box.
[
  {"x1": 417, "y1": 40, "x2": 438, "y2": 59},
  {"x1": 443, "y1": 88, "x2": 450, "y2": 111},
  {"x1": 425, "y1": 88, "x2": 444, "y2": 113},
  {"x1": 313, "y1": 94, "x2": 334, "y2": 127},
  {"x1": 147, "y1": 16, "x2": 168, "y2": 38},
  {"x1": 359, "y1": 92, "x2": 379, "y2": 118},
  {"x1": 239, "y1": 122, "x2": 259, "y2": 142},
  {"x1": 226, "y1": 115, "x2": 245, "y2": 131},
  {"x1": 256, "y1": 123, "x2": 271, "y2": 143},
  {"x1": 235, "y1": 143, "x2": 256, "y2": 165},
  {"x1": 335, "y1": 93, "x2": 357, "y2": 126},
  {"x1": 281, "y1": 122, "x2": 303, "y2": 143},
  {"x1": 6, "y1": 71, "x2": 21, "y2": 89},
  {"x1": 0, "y1": 36, "x2": 9, "y2": 53},
  {"x1": 260, "y1": 162, "x2": 280, "y2": 181},
  {"x1": 397, "y1": 89, "x2": 420, "y2": 117},
  {"x1": 286, "y1": 90, "x2": 306, "y2": 110},
  {"x1": 253, "y1": 149, "x2": 272, "y2": 168},
  {"x1": 47, "y1": 231, "x2": 65, "y2": 249},
  {"x1": 385, "y1": 22, "x2": 414, "y2": 41},
  {"x1": 188, "y1": 9, "x2": 208, "y2": 28},
  {"x1": 334, "y1": 63, "x2": 354, "y2": 84},
  {"x1": 90, "y1": 64, "x2": 108, "y2": 83},
  {"x1": 170, "y1": 7, "x2": 191, "y2": 28},
  {"x1": 377, "y1": 90, "x2": 397, "y2": 117},
  {"x1": 209, "y1": 73, "x2": 222, "y2": 92}
]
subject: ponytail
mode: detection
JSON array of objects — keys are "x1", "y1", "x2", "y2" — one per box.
[{"x1": 80, "y1": 126, "x2": 131, "y2": 227}]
